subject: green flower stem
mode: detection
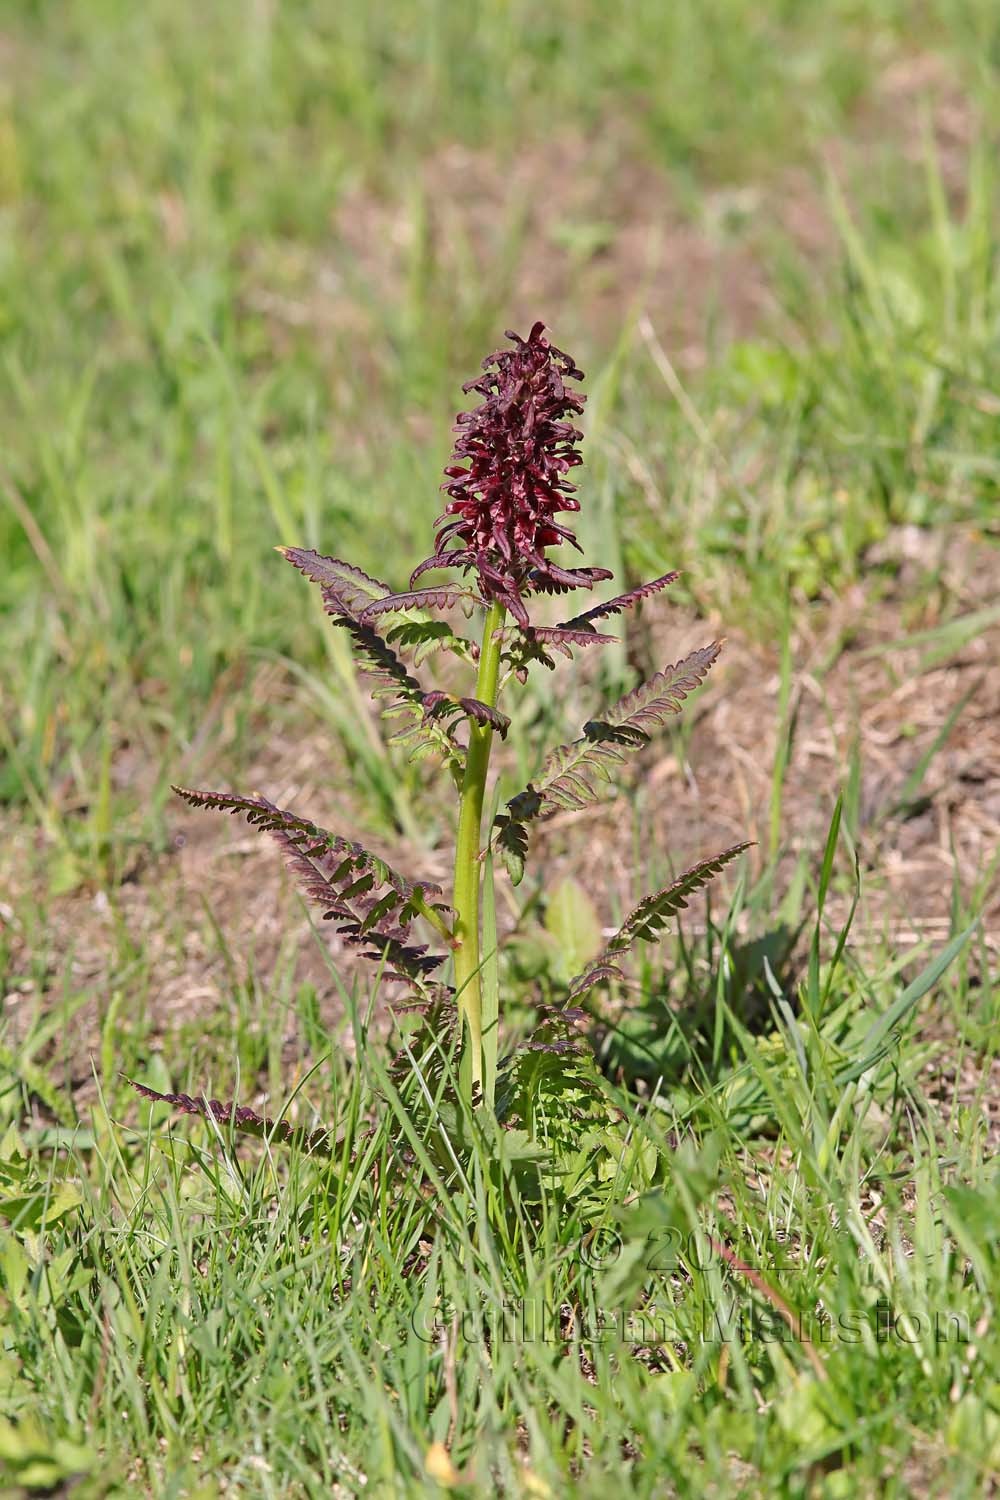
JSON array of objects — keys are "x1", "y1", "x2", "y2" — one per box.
[{"x1": 452, "y1": 599, "x2": 506, "y2": 1092}]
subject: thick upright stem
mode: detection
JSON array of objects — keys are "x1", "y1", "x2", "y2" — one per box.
[{"x1": 452, "y1": 599, "x2": 506, "y2": 1092}]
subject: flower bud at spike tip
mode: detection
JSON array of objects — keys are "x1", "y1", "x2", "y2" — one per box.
[{"x1": 413, "y1": 322, "x2": 609, "y2": 626}]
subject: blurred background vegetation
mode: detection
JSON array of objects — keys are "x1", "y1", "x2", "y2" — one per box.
[{"x1": 1, "y1": 0, "x2": 997, "y2": 872}]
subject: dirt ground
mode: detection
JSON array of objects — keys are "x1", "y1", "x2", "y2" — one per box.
[{"x1": 245, "y1": 48, "x2": 976, "y2": 385}]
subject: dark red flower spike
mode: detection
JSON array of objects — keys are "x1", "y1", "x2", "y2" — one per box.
[{"x1": 413, "y1": 323, "x2": 598, "y2": 625}]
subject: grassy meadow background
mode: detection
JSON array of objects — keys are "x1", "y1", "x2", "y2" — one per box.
[{"x1": 1, "y1": 1, "x2": 999, "y2": 1494}]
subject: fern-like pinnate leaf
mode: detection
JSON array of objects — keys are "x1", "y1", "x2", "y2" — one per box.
[
  {"x1": 498, "y1": 642, "x2": 722, "y2": 834},
  {"x1": 494, "y1": 816, "x2": 529, "y2": 885},
  {"x1": 172, "y1": 787, "x2": 439, "y2": 898},
  {"x1": 560, "y1": 571, "x2": 680, "y2": 628},
  {"x1": 173, "y1": 787, "x2": 447, "y2": 983},
  {"x1": 409, "y1": 550, "x2": 477, "y2": 585},
  {"x1": 421, "y1": 692, "x2": 511, "y2": 738},
  {"x1": 496, "y1": 624, "x2": 618, "y2": 652},
  {"x1": 334, "y1": 617, "x2": 427, "y2": 705},
  {"x1": 278, "y1": 547, "x2": 391, "y2": 616},
  {"x1": 282, "y1": 546, "x2": 426, "y2": 705},
  {"x1": 527, "y1": 566, "x2": 614, "y2": 595},
  {"x1": 384, "y1": 619, "x2": 477, "y2": 667},
  {"x1": 597, "y1": 641, "x2": 722, "y2": 734},
  {"x1": 495, "y1": 623, "x2": 619, "y2": 677},
  {"x1": 565, "y1": 843, "x2": 753, "y2": 999},
  {"x1": 328, "y1": 597, "x2": 465, "y2": 766},
  {"x1": 127, "y1": 1079, "x2": 333, "y2": 1155},
  {"x1": 360, "y1": 585, "x2": 478, "y2": 621},
  {"x1": 280, "y1": 547, "x2": 474, "y2": 765}
]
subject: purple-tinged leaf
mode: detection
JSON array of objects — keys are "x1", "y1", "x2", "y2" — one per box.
[
  {"x1": 493, "y1": 816, "x2": 529, "y2": 885},
  {"x1": 359, "y1": 586, "x2": 478, "y2": 622},
  {"x1": 409, "y1": 550, "x2": 478, "y2": 586},
  {"x1": 422, "y1": 691, "x2": 511, "y2": 738},
  {"x1": 496, "y1": 624, "x2": 618, "y2": 649},
  {"x1": 599, "y1": 642, "x2": 722, "y2": 735},
  {"x1": 563, "y1": 960, "x2": 623, "y2": 995},
  {"x1": 266, "y1": 827, "x2": 445, "y2": 982},
  {"x1": 281, "y1": 554, "x2": 472, "y2": 765},
  {"x1": 521, "y1": 1035, "x2": 586, "y2": 1055},
  {"x1": 420, "y1": 692, "x2": 455, "y2": 714},
  {"x1": 456, "y1": 698, "x2": 510, "y2": 736},
  {"x1": 534, "y1": 643, "x2": 721, "y2": 808},
  {"x1": 173, "y1": 788, "x2": 447, "y2": 985},
  {"x1": 270, "y1": 828, "x2": 446, "y2": 981},
  {"x1": 565, "y1": 843, "x2": 753, "y2": 999},
  {"x1": 321, "y1": 613, "x2": 464, "y2": 768},
  {"x1": 172, "y1": 788, "x2": 439, "y2": 900},
  {"x1": 494, "y1": 624, "x2": 618, "y2": 671},
  {"x1": 609, "y1": 843, "x2": 754, "y2": 951},
  {"x1": 506, "y1": 787, "x2": 544, "y2": 822},
  {"x1": 343, "y1": 926, "x2": 444, "y2": 979},
  {"x1": 359, "y1": 890, "x2": 402, "y2": 935},
  {"x1": 492, "y1": 643, "x2": 724, "y2": 862},
  {"x1": 326, "y1": 613, "x2": 425, "y2": 697},
  {"x1": 560, "y1": 571, "x2": 680, "y2": 628},
  {"x1": 528, "y1": 566, "x2": 615, "y2": 596},
  {"x1": 278, "y1": 548, "x2": 390, "y2": 617},
  {"x1": 390, "y1": 985, "x2": 457, "y2": 1019},
  {"x1": 518, "y1": 1001, "x2": 589, "y2": 1054},
  {"x1": 127, "y1": 1078, "x2": 333, "y2": 1155},
  {"x1": 281, "y1": 551, "x2": 474, "y2": 762}
]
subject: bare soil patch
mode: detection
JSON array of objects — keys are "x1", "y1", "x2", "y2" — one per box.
[
  {"x1": 243, "y1": 126, "x2": 781, "y2": 380},
  {"x1": 243, "y1": 52, "x2": 979, "y2": 390}
]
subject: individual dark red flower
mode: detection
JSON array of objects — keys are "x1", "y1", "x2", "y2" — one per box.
[{"x1": 412, "y1": 323, "x2": 611, "y2": 625}]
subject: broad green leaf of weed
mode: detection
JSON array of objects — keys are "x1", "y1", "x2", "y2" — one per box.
[
  {"x1": 544, "y1": 877, "x2": 603, "y2": 986},
  {"x1": 0, "y1": 1414, "x2": 96, "y2": 1491},
  {"x1": 942, "y1": 1179, "x2": 1000, "y2": 1268},
  {"x1": 0, "y1": 1178, "x2": 83, "y2": 1233}
]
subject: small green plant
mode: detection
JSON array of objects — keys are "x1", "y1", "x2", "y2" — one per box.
[{"x1": 134, "y1": 323, "x2": 747, "y2": 1134}]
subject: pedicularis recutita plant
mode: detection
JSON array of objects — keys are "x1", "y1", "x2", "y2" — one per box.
[{"x1": 133, "y1": 323, "x2": 748, "y2": 1143}]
